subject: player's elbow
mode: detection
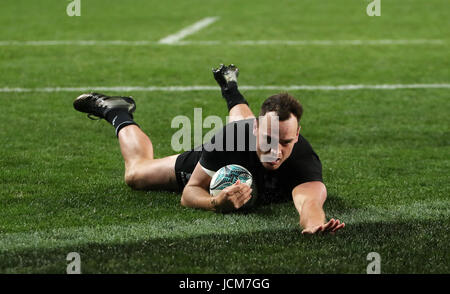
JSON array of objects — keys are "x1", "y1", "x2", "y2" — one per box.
[
  {"x1": 293, "y1": 181, "x2": 327, "y2": 206},
  {"x1": 180, "y1": 186, "x2": 192, "y2": 207},
  {"x1": 180, "y1": 191, "x2": 188, "y2": 207},
  {"x1": 310, "y1": 181, "x2": 327, "y2": 205},
  {"x1": 318, "y1": 183, "x2": 327, "y2": 203}
]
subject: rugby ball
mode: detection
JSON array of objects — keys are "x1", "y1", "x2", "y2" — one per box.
[{"x1": 209, "y1": 164, "x2": 253, "y2": 197}]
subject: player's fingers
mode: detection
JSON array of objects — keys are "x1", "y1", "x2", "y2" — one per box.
[
  {"x1": 235, "y1": 185, "x2": 250, "y2": 197},
  {"x1": 237, "y1": 189, "x2": 252, "y2": 202},
  {"x1": 241, "y1": 189, "x2": 253, "y2": 203},
  {"x1": 231, "y1": 188, "x2": 251, "y2": 206},
  {"x1": 230, "y1": 180, "x2": 243, "y2": 192},
  {"x1": 236, "y1": 195, "x2": 252, "y2": 208},
  {"x1": 321, "y1": 219, "x2": 335, "y2": 231},
  {"x1": 243, "y1": 190, "x2": 252, "y2": 202},
  {"x1": 233, "y1": 194, "x2": 251, "y2": 209},
  {"x1": 326, "y1": 220, "x2": 340, "y2": 234},
  {"x1": 332, "y1": 223, "x2": 345, "y2": 233},
  {"x1": 239, "y1": 187, "x2": 251, "y2": 196},
  {"x1": 230, "y1": 183, "x2": 250, "y2": 199},
  {"x1": 226, "y1": 180, "x2": 242, "y2": 194},
  {"x1": 327, "y1": 219, "x2": 340, "y2": 231},
  {"x1": 332, "y1": 223, "x2": 345, "y2": 232},
  {"x1": 239, "y1": 184, "x2": 250, "y2": 194}
]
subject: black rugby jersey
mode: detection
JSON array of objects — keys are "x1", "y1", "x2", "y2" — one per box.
[{"x1": 199, "y1": 119, "x2": 323, "y2": 204}]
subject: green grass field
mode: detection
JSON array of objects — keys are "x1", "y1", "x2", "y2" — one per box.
[{"x1": 0, "y1": 0, "x2": 449, "y2": 273}]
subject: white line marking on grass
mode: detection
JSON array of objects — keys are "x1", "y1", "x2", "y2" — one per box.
[
  {"x1": 0, "y1": 39, "x2": 445, "y2": 46},
  {"x1": 0, "y1": 40, "x2": 159, "y2": 46},
  {"x1": 0, "y1": 84, "x2": 449, "y2": 93},
  {"x1": 158, "y1": 17, "x2": 219, "y2": 44},
  {"x1": 176, "y1": 39, "x2": 446, "y2": 46}
]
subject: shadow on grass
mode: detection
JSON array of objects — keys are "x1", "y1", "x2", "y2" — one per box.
[
  {"x1": 232, "y1": 193, "x2": 359, "y2": 217},
  {"x1": 324, "y1": 194, "x2": 362, "y2": 212},
  {"x1": 1, "y1": 219, "x2": 448, "y2": 274}
]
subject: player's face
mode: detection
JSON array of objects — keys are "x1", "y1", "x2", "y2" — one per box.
[{"x1": 254, "y1": 112, "x2": 300, "y2": 171}]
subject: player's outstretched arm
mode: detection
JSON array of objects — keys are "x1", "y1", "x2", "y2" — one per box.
[
  {"x1": 181, "y1": 163, "x2": 252, "y2": 212},
  {"x1": 292, "y1": 181, "x2": 345, "y2": 235}
]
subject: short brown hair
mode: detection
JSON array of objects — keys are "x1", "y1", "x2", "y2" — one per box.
[{"x1": 259, "y1": 93, "x2": 303, "y2": 123}]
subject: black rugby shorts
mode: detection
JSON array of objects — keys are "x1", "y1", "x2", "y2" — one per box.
[{"x1": 174, "y1": 150, "x2": 203, "y2": 190}]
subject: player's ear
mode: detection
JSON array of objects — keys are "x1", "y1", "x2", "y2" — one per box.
[{"x1": 294, "y1": 125, "x2": 301, "y2": 142}]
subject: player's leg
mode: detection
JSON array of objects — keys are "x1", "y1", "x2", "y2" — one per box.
[
  {"x1": 118, "y1": 125, "x2": 179, "y2": 190},
  {"x1": 228, "y1": 104, "x2": 255, "y2": 123},
  {"x1": 73, "y1": 93, "x2": 179, "y2": 191},
  {"x1": 213, "y1": 64, "x2": 255, "y2": 123}
]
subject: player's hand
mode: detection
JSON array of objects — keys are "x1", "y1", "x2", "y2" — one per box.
[
  {"x1": 301, "y1": 219, "x2": 345, "y2": 235},
  {"x1": 213, "y1": 180, "x2": 252, "y2": 213}
]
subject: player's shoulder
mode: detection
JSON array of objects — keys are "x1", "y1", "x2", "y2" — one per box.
[
  {"x1": 288, "y1": 134, "x2": 320, "y2": 162},
  {"x1": 294, "y1": 134, "x2": 315, "y2": 152},
  {"x1": 281, "y1": 134, "x2": 323, "y2": 185}
]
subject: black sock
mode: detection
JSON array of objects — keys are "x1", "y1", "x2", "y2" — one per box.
[
  {"x1": 221, "y1": 82, "x2": 248, "y2": 111},
  {"x1": 105, "y1": 110, "x2": 139, "y2": 137}
]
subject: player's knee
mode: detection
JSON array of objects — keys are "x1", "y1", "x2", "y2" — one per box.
[{"x1": 125, "y1": 167, "x2": 164, "y2": 190}]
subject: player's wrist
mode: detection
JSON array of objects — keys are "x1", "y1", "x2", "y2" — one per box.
[
  {"x1": 303, "y1": 222, "x2": 323, "y2": 231},
  {"x1": 300, "y1": 217, "x2": 322, "y2": 230},
  {"x1": 210, "y1": 196, "x2": 219, "y2": 211},
  {"x1": 212, "y1": 191, "x2": 236, "y2": 213},
  {"x1": 211, "y1": 193, "x2": 227, "y2": 212}
]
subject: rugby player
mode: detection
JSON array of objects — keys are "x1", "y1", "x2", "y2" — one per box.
[{"x1": 73, "y1": 64, "x2": 345, "y2": 234}]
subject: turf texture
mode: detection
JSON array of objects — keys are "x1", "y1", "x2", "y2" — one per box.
[{"x1": 0, "y1": 0, "x2": 449, "y2": 273}]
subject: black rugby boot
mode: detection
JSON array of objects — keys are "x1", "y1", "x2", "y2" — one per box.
[
  {"x1": 212, "y1": 64, "x2": 248, "y2": 111},
  {"x1": 73, "y1": 92, "x2": 136, "y2": 120}
]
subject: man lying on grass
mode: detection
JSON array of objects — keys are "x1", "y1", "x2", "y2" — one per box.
[{"x1": 73, "y1": 64, "x2": 345, "y2": 235}]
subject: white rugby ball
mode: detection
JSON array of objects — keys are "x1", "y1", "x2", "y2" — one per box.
[{"x1": 209, "y1": 164, "x2": 253, "y2": 197}]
